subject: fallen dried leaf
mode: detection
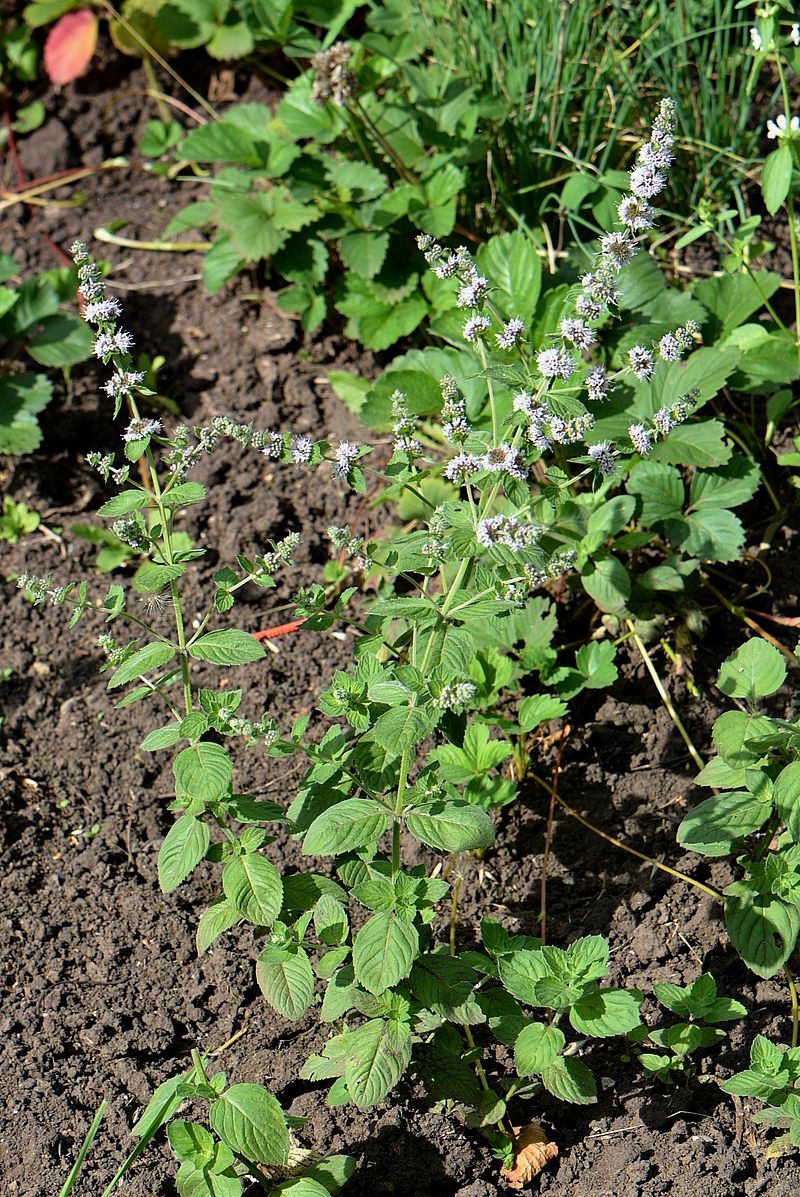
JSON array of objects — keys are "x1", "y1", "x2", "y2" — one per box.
[
  {"x1": 44, "y1": 10, "x2": 98, "y2": 85},
  {"x1": 500, "y1": 1122, "x2": 558, "y2": 1189}
]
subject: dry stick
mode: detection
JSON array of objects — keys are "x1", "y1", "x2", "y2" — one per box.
[
  {"x1": 539, "y1": 723, "x2": 569, "y2": 946},
  {"x1": 702, "y1": 577, "x2": 798, "y2": 667},
  {"x1": 626, "y1": 620, "x2": 705, "y2": 773},
  {"x1": 528, "y1": 769, "x2": 723, "y2": 902},
  {"x1": 99, "y1": 0, "x2": 219, "y2": 120},
  {"x1": 785, "y1": 963, "x2": 799, "y2": 1050}
]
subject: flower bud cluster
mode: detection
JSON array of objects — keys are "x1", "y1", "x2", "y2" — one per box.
[
  {"x1": 391, "y1": 391, "x2": 422, "y2": 455},
  {"x1": 476, "y1": 514, "x2": 541, "y2": 550},
  {"x1": 72, "y1": 244, "x2": 141, "y2": 399},
  {"x1": 432, "y1": 681, "x2": 477, "y2": 711},
  {"x1": 86, "y1": 451, "x2": 130, "y2": 485},
  {"x1": 440, "y1": 376, "x2": 471, "y2": 443},
  {"x1": 259, "y1": 533, "x2": 301, "y2": 574},
  {"x1": 310, "y1": 42, "x2": 354, "y2": 107}
]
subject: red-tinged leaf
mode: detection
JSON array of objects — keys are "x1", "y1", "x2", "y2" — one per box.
[{"x1": 44, "y1": 10, "x2": 98, "y2": 85}]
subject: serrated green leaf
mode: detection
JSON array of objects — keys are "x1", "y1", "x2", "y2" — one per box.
[
  {"x1": 677, "y1": 791, "x2": 770, "y2": 856},
  {"x1": 717, "y1": 639, "x2": 786, "y2": 700},
  {"x1": 514, "y1": 1022, "x2": 565, "y2": 1076},
  {"x1": 569, "y1": 988, "x2": 641, "y2": 1037},
  {"x1": 96, "y1": 490, "x2": 151, "y2": 517},
  {"x1": 352, "y1": 911, "x2": 419, "y2": 995},
  {"x1": 158, "y1": 815, "x2": 210, "y2": 893},
  {"x1": 405, "y1": 800, "x2": 494, "y2": 852},
  {"x1": 189, "y1": 630, "x2": 266, "y2": 665},
  {"x1": 302, "y1": 799, "x2": 392, "y2": 856},
  {"x1": 725, "y1": 891, "x2": 800, "y2": 979},
  {"x1": 540, "y1": 1055, "x2": 597, "y2": 1104},
  {"x1": 197, "y1": 896, "x2": 241, "y2": 954},
  {"x1": 174, "y1": 742, "x2": 232, "y2": 801},
  {"x1": 223, "y1": 854, "x2": 283, "y2": 926},
  {"x1": 257, "y1": 945, "x2": 315, "y2": 1019},
  {"x1": 107, "y1": 641, "x2": 176, "y2": 689},
  {"x1": 208, "y1": 1084, "x2": 288, "y2": 1166}
]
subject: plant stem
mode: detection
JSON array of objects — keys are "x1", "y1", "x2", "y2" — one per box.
[
  {"x1": 626, "y1": 621, "x2": 705, "y2": 772},
  {"x1": 392, "y1": 747, "x2": 411, "y2": 875}
]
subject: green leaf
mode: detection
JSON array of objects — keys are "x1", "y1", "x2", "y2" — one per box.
[
  {"x1": 540, "y1": 1056, "x2": 597, "y2": 1104},
  {"x1": 96, "y1": 490, "x2": 151, "y2": 517},
  {"x1": 203, "y1": 236, "x2": 243, "y2": 294},
  {"x1": 433, "y1": 722, "x2": 512, "y2": 782},
  {"x1": 338, "y1": 231, "x2": 389, "y2": 279},
  {"x1": 132, "y1": 562, "x2": 186, "y2": 596},
  {"x1": 174, "y1": 742, "x2": 232, "y2": 801},
  {"x1": 569, "y1": 989, "x2": 641, "y2": 1037},
  {"x1": 681, "y1": 506, "x2": 746, "y2": 563},
  {"x1": 214, "y1": 188, "x2": 317, "y2": 261},
  {"x1": 305, "y1": 1155, "x2": 356, "y2": 1194},
  {"x1": 0, "y1": 372, "x2": 53, "y2": 454},
  {"x1": 140, "y1": 722, "x2": 182, "y2": 751},
  {"x1": 168, "y1": 1120, "x2": 215, "y2": 1166},
  {"x1": 207, "y1": 20, "x2": 254, "y2": 59},
  {"x1": 725, "y1": 891, "x2": 800, "y2": 978},
  {"x1": 189, "y1": 630, "x2": 266, "y2": 665},
  {"x1": 677, "y1": 791, "x2": 771, "y2": 857},
  {"x1": 762, "y1": 144, "x2": 793, "y2": 216},
  {"x1": 513, "y1": 1023, "x2": 565, "y2": 1076},
  {"x1": 410, "y1": 953, "x2": 479, "y2": 1014},
  {"x1": 107, "y1": 641, "x2": 176, "y2": 689},
  {"x1": 650, "y1": 418, "x2": 732, "y2": 468},
  {"x1": 628, "y1": 461, "x2": 684, "y2": 524},
  {"x1": 208, "y1": 1084, "x2": 288, "y2": 1166},
  {"x1": 302, "y1": 799, "x2": 392, "y2": 856},
  {"x1": 197, "y1": 896, "x2": 241, "y2": 954},
  {"x1": 352, "y1": 911, "x2": 419, "y2": 995},
  {"x1": 178, "y1": 119, "x2": 264, "y2": 166},
  {"x1": 405, "y1": 800, "x2": 495, "y2": 852},
  {"x1": 774, "y1": 763, "x2": 800, "y2": 841},
  {"x1": 158, "y1": 814, "x2": 210, "y2": 893},
  {"x1": 26, "y1": 313, "x2": 93, "y2": 367},
  {"x1": 580, "y1": 555, "x2": 631, "y2": 615},
  {"x1": 343, "y1": 1019, "x2": 412, "y2": 1107},
  {"x1": 223, "y1": 854, "x2": 283, "y2": 926},
  {"x1": 518, "y1": 695, "x2": 567, "y2": 732},
  {"x1": 717, "y1": 639, "x2": 786, "y2": 700},
  {"x1": 475, "y1": 231, "x2": 542, "y2": 324},
  {"x1": 371, "y1": 706, "x2": 431, "y2": 757},
  {"x1": 163, "y1": 482, "x2": 207, "y2": 508},
  {"x1": 712, "y1": 711, "x2": 775, "y2": 767},
  {"x1": 257, "y1": 945, "x2": 315, "y2": 1019}
]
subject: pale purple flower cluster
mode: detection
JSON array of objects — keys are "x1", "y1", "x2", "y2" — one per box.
[
  {"x1": 93, "y1": 329, "x2": 134, "y2": 360},
  {"x1": 628, "y1": 345, "x2": 655, "y2": 380},
  {"x1": 537, "y1": 347, "x2": 575, "y2": 379},
  {"x1": 72, "y1": 242, "x2": 138, "y2": 376},
  {"x1": 333, "y1": 441, "x2": 360, "y2": 480},
  {"x1": 496, "y1": 318, "x2": 526, "y2": 349},
  {"x1": 463, "y1": 314, "x2": 491, "y2": 343},
  {"x1": 123, "y1": 417, "x2": 162, "y2": 443},
  {"x1": 560, "y1": 319, "x2": 595, "y2": 350},
  {"x1": 585, "y1": 366, "x2": 611, "y2": 402},
  {"x1": 440, "y1": 376, "x2": 471, "y2": 443},
  {"x1": 476, "y1": 513, "x2": 540, "y2": 550},
  {"x1": 292, "y1": 435, "x2": 313, "y2": 463},
  {"x1": 444, "y1": 452, "x2": 481, "y2": 482},
  {"x1": 433, "y1": 682, "x2": 477, "y2": 711},
  {"x1": 391, "y1": 390, "x2": 422, "y2": 455},
  {"x1": 587, "y1": 441, "x2": 617, "y2": 476},
  {"x1": 628, "y1": 423, "x2": 652, "y2": 456},
  {"x1": 480, "y1": 443, "x2": 527, "y2": 480}
]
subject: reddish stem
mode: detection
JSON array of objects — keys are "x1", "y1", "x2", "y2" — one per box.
[{"x1": 252, "y1": 618, "x2": 306, "y2": 641}]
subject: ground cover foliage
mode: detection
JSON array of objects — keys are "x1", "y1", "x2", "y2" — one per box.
[{"x1": 3, "y1": 0, "x2": 800, "y2": 1192}]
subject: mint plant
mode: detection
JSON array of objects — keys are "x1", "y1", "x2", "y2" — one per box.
[
  {"x1": 677, "y1": 638, "x2": 800, "y2": 981},
  {"x1": 21, "y1": 101, "x2": 755, "y2": 1184},
  {"x1": 721, "y1": 1035, "x2": 800, "y2": 1156},
  {"x1": 628, "y1": 974, "x2": 746, "y2": 1084}
]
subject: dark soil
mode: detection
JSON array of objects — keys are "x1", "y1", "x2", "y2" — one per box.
[{"x1": 2, "y1": 54, "x2": 800, "y2": 1197}]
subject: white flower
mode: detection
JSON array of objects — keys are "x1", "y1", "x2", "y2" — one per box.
[
  {"x1": 560, "y1": 318, "x2": 595, "y2": 350},
  {"x1": 750, "y1": 27, "x2": 762, "y2": 52},
  {"x1": 456, "y1": 273, "x2": 488, "y2": 309},
  {"x1": 462, "y1": 314, "x2": 491, "y2": 343},
  {"x1": 585, "y1": 365, "x2": 611, "y2": 402},
  {"x1": 601, "y1": 231, "x2": 638, "y2": 270},
  {"x1": 333, "y1": 441, "x2": 360, "y2": 479},
  {"x1": 628, "y1": 345, "x2": 655, "y2": 380},
  {"x1": 444, "y1": 452, "x2": 481, "y2": 482},
  {"x1": 587, "y1": 441, "x2": 617, "y2": 476},
  {"x1": 496, "y1": 318, "x2": 526, "y2": 349},
  {"x1": 629, "y1": 164, "x2": 667, "y2": 200},
  {"x1": 291, "y1": 435, "x2": 313, "y2": 463},
  {"x1": 83, "y1": 298, "x2": 122, "y2": 323},
  {"x1": 480, "y1": 443, "x2": 527, "y2": 480},
  {"x1": 618, "y1": 195, "x2": 655, "y2": 232},
  {"x1": 93, "y1": 329, "x2": 134, "y2": 358},
  {"x1": 766, "y1": 113, "x2": 800, "y2": 141},
  {"x1": 791, "y1": 24, "x2": 800, "y2": 47},
  {"x1": 123, "y1": 417, "x2": 161, "y2": 443},
  {"x1": 536, "y1": 347, "x2": 575, "y2": 379},
  {"x1": 628, "y1": 423, "x2": 652, "y2": 456}
]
